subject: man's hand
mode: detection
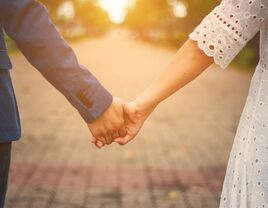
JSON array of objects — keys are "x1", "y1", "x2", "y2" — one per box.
[{"x1": 88, "y1": 97, "x2": 127, "y2": 146}]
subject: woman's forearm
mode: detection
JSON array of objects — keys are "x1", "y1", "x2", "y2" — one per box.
[{"x1": 136, "y1": 39, "x2": 213, "y2": 111}]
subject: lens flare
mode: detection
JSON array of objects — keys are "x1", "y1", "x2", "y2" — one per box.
[{"x1": 99, "y1": 0, "x2": 133, "y2": 24}]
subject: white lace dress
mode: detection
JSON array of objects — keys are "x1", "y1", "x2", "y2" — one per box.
[{"x1": 189, "y1": 0, "x2": 268, "y2": 207}]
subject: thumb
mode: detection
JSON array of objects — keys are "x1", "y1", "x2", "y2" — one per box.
[
  {"x1": 114, "y1": 137, "x2": 125, "y2": 145},
  {"x1": 114, "y1": 134, "x2": 133, "y2": 145}
]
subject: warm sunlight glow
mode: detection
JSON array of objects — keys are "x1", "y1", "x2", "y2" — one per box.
[
  {"x1": 173, "y1": 2, "x2": 187, "y2": 18},
  {"x1": 57, "y1": 1, "x2": 75, "y2": 20},
  {"x1": 99, "y1": 0, "x2": 134, "y2": 24},
  {"x1": 169, "y1": 0, "x2": 187, "y2": 18},
  {"x1": 173, "y1": 1, "x2": 187, "y2": 18}
]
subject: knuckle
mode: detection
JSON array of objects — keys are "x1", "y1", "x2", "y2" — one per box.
[
  {"x1": 110, "y1": 125, "x2": 119, "y2": 132},
  {"x1": 110, "y1": 126, "x2": 117, "y2": 132},
  {"x1": 118, "y1": 119, "x2": 124, "y2": 125},
  {"x1": 120, "y1": 133, "x2": 127, "y2": 138},
  {"x1": 106, "y1": 130, "x2": 113, "y2": 136},
  {"x1": 104, "y1": 124, "x2": 112, "y2": 131},
  {"x1": 94, "y1": 127, "x2": 104, "y2": 134},
  {"x1": 105, "y1": 134, "x2": 112, "y2": 141},
  {"x1": 116, "y1": 121, "x2": 124, "y2": 128},
  {"x1": 94, "y1": 132, "x2": 103, "y2": 138},
  {"x1": 95, "y1": 134, "x2": 105, "y2": 140}
]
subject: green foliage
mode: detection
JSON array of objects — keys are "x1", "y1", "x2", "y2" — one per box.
[{"x1": 232, "y1": 34, "x2": 259, "y2": 69}]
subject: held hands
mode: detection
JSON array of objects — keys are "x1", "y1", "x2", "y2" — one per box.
[
  {"x1": 88, "y1": 97, "x2": 155, "y2": 148},
  {"x1": 114, "y1": 101, "x2": 153, "y2": 145},
  {"x1": 87, "y1": 97, "x2": 127, "y2": 146}
]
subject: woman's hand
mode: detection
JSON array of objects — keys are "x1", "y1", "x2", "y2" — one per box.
[{"x1": 113, "y1": 100, "x2": 155, "y2": 145}]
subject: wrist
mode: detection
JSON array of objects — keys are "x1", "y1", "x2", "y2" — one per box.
[{"x1": 135, "y1": 93, "x2": 159, "y2": 116}]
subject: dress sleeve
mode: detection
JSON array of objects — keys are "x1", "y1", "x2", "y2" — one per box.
[{"x1": 189, "y1": 0, "x2": 268, "y2": 69}]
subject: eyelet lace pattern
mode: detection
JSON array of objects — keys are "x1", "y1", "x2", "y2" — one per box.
[{"x1": 189, "y1": 0, "x2": 268, "y2": 69}]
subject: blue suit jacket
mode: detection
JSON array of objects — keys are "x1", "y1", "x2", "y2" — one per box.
[{"x1": 0, "y1": 0, "x2": 113, "y2": 142}]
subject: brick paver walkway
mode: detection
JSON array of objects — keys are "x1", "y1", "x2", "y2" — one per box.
[{"x1": 5, "y1": 29, "x2": 252, "y2": 208}]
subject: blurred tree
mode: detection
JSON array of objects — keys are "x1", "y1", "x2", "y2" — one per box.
[
  {"x1": 125, "y1": 0, "x2": 172, "y2": 30},
  {"x1": 40, "y1": 0, "x2": 66, "y2": 20},
  {"x1": 165, "y1": 0, "x2": 217, "y2": 45},
  {"x1": 74, "y1": 0, "x2": 111, "y2": 34},
  {"x1": 181, "y1": 0, "x2": 216, "y2": 32},
  {"x1": 40, "y1": 0, "x2": 111, "y2": 37},
  {"x1": 124, "y1": 0, "x2": 259, "y2": 69},
  {"x1": 124, "y1": 0, "x2": 216, "y2": 43},
  {"x1": 6, "y1": 0, "x2": 111, "y2": 50}
]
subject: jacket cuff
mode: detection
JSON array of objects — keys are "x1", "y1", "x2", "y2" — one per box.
[
  {"x1": 0, "y1": 51, "x2": 12, "y2": 70},
  {"x1": 77, "y1": 82, "x2": 113, "y2": 124}
]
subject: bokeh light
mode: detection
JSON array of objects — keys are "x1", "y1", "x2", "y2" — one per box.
[
  {"x1": 169, "y1": 0, "x2": 187, "y2": 18},
  {"x1": 57, "y1": 1, "x2": 75, "y2": 19},
  {"x1": 172, "y1": 1, "x2": 187, "y2": 18},
  {"x1": 99, "y1": 0, "x2": 134, "y2": 24}
]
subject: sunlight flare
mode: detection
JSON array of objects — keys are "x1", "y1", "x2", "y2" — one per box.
[
  {"x1": 57, "y1": 1, "x2": 75, "y2": 20},
  {"x1": 169, "y1": 0, "x2": 187, "y2": 18},
  {"x1": 98, "y1": 0, "x2": 134, "y2": 24}
]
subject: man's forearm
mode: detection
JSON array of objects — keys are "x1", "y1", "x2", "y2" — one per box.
[{"x1": 0, "y1": 0, "x2": 112, "y2": 122}]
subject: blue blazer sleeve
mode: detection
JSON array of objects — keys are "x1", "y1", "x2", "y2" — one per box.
[{"x1": 0, "y1": 0, "x2": 113, "y2": 123}]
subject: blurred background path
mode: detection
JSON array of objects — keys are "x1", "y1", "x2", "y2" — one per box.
[{"x1": 5, "y1": 29, "x2": 252, "y2": 208}]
